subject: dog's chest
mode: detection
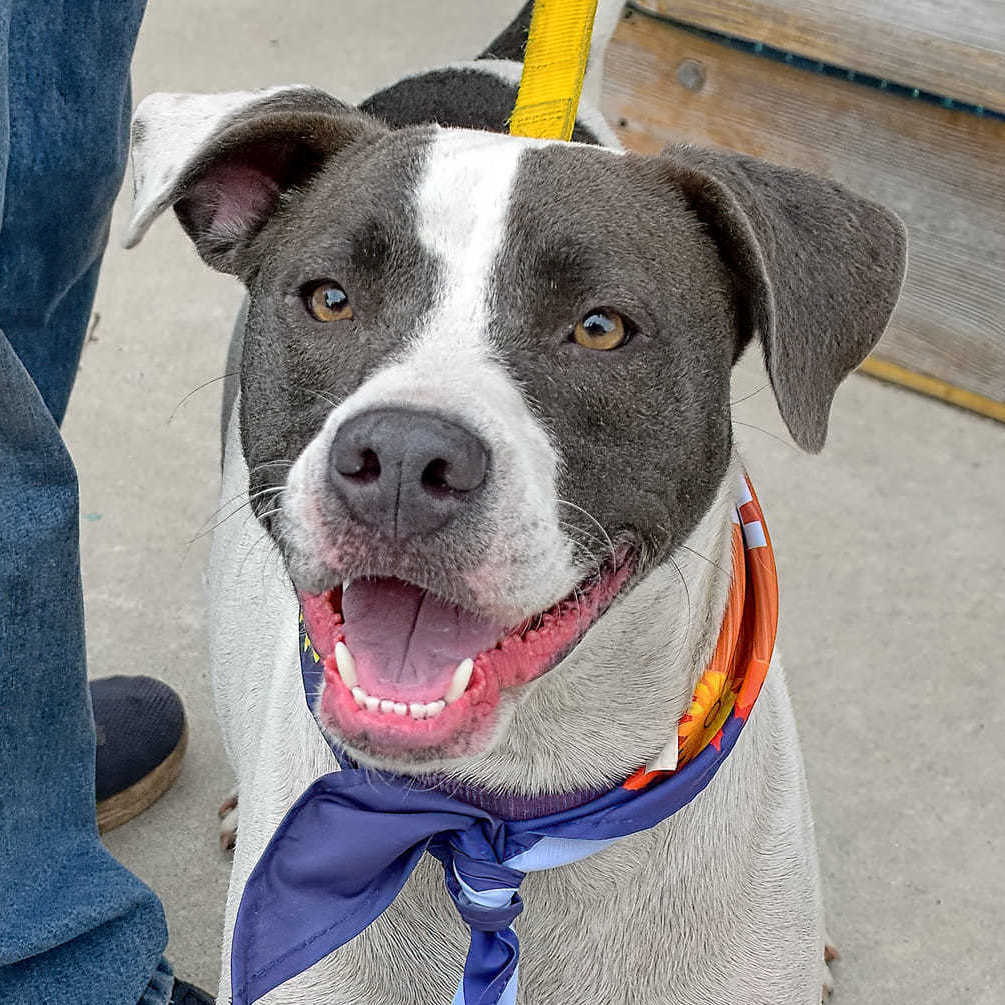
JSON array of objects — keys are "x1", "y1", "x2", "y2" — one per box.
[{"x1": 266, "y1": 674, "x2": 824, "y2": 1005}]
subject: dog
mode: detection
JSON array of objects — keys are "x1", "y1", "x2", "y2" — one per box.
[{"x1": 125, "y1": 4, "x2": 906, "y2": 1001}]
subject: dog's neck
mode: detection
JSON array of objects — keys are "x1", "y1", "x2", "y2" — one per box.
[{"x1": 412, "y1": 454, "x2": 744, "y2": 800}]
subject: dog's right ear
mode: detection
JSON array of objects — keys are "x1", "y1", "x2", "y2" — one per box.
[
  {"x1": 125, "y1": 86, "x2": 385, "y2": 275},
  {"x1": 660, "y1": 144, "x2": 906, "y2": 452}
]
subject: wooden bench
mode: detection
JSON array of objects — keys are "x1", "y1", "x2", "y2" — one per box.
[{"x1": 601, "y1": 0, "x2": 1005, "y2": 421}]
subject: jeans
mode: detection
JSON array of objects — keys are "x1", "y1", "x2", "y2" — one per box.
[{"x1": 0, "y1": 2, "x2": 172, "y2": 1002}]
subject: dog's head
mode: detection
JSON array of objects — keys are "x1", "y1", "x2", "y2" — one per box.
[{"x1": 129, "y1": 86, "x2": 905, "y2": 777}]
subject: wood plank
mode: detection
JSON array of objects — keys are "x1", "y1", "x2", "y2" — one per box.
[
  {"x1": 633, "y1": 0, "x2": 1005, "y2": 112},
  {"x1": 601, "y1": 12, "x2": 1005, "y2": 407}
]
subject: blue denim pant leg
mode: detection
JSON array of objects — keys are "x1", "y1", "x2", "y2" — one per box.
[
  {"x1": 2, "y1": 0, "x2": 147, "y2": 422},
  {"x1": 0, "y1": 1, "x2": 173, "y2": 1002}
]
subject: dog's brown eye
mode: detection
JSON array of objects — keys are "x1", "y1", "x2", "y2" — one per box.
[
  {"x1": 573, "y1": 309, "x2": 627, "y2": 351},
  {"x1": 307, "y1": 282, "x2": 353, "y2": 322}
]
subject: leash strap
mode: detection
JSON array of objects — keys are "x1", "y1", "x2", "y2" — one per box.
[
  {"x1": 509, "y1": 0, "x2": 599, "y2": 140},
  {"x1": 231, "y1": 476, "x2": 777, "y2": 1005}
]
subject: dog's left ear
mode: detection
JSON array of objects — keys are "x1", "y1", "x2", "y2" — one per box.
[
  {"x1": 125, "y1": 86, "x2": 385, "y2": 275},
  {"x1": 662, "y1": 144, "x2": 907, "y2": 452}
]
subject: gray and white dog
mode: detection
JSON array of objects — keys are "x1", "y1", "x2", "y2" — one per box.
[{"x1": 126, "y1": 3, "x2": 906, "y2": 1002}]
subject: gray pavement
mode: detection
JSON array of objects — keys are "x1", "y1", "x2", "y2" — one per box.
[{"x1": 65, "y1": 2, "x2": 1004, "y2": 1000}]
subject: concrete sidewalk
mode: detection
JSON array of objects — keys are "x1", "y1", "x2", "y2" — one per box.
[{"x1": 65, "y1": 2, "x2": 1003, "y2": 1000}]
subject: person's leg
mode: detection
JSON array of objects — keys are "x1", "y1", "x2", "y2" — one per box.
[
  {"x1": 0, "y1": 0, "x2": 146, "y2": 422},
  {"x1": 0, "y1": 340, "x2": 173, "y2": 999},
  {"x1": 0, "y1": 1, "x2": 176, "y2": 1002}
]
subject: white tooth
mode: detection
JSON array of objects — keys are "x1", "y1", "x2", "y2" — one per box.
[
  {"x1": 334, "y1": 642, "x2": 357, "y2": 688},
  {"x1": 380, "y1": 699, "x2": 395, "y2": 714},
  {"x1": 445, "y1": 658, "x2": 474, "y2": 704},
  {"x1": 425, "y1": 700, "x2": 446, "y2": 718},
  {"x1": 409, "y1": 702, "x2": 428, "y2": 719},
  {"x1": 392, "y1": 702, "x2": 408, "y2": 716},
  {"x1": 351, "y1": 686, "x2": 367, "y2": 708},
  {"x1": 365, "y1": 695, "x2": 380, "y2": 712}
]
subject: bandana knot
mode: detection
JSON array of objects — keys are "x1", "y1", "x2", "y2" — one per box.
[{"x1": 441, "y1": 849, "x2": 526, "y2": 933}]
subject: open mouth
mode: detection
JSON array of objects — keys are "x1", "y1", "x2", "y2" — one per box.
[{"x1": 300, "y1": 547, "x2": 635, "y2": 758}]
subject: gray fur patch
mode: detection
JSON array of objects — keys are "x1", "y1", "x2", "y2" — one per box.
[{"x1": 488, "y1": 144, "x2": 739, "y2": 568}]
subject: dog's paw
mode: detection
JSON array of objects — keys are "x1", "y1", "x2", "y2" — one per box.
[
  {"x1": 821, "y1": 943, "x2": 839, "y2": 1001},
  {"x1": 218, "y1": 787, "x2": 239, "y2": 852}
]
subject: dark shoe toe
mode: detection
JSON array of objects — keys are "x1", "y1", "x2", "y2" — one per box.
[
  {"x1": 170, "y1": 978, "x2": 215, "y2": 1004},
  {"x1": 92, "y1": 675, "x2": 187, "y2": 831}
]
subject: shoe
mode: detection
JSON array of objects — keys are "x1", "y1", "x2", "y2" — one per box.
[
  {"x1": 170, "y1": 978, "x2": 215, "y2": 1004},
  {"x1": 92, "y1": 675, "x2": 188, "y2": 832}
]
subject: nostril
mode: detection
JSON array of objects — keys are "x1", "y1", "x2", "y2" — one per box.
[
  {"x1": 337, "y1": 447, "x2": 381, "y2": 484},
  {"x1": 421, "y1": 458, "x2": 452, "y2": 497},
  {"x1": 422, "y1": 443, "x2": 487, "y2": 495},
  {"x1": 355, "y1": 449, "x2": 381, "y2": 484}
]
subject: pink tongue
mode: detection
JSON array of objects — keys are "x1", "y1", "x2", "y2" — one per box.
[{"x1": 342, "y1": 578, "x2": 505, "y2": 702}]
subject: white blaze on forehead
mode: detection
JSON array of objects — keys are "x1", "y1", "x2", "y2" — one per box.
[
  {"x1": 411, "y1": 127, "x2": 623, "y2": 353},
  {"x1": 414, "y1": 128, "x2": 527, "y2": 340}
]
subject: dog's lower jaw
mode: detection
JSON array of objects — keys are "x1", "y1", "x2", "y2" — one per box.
[{"x1": 311, "y1": 547, "x2": 637, "y2": 769}]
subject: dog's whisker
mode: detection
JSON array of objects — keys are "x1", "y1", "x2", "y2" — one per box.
[
  {"x1": 263, "y1": 545, "x2": 285, "y2": 594},
  {"x1": 572, "y1": 583, "x2": 586, "y2": 624},
  {"x1": 557, "y1": 517, "x2": 607, "y2": 549},
  {"x1": 666, "y1": 553, "x2": 692, "y2": 670},
  {"x1": 285, "y1": 383, "x2": 340, "y2": 409},
  {"x1": 731, "y1": 420, "x2": 799, "y2": 452},
  {"x1": 189, "y1": 486, "x2": 285, "y2": 544},
  {"x1": 557, "y1": 499, "x2": 617, "y2": 567},
  {"x1": 199, "y1": 486, "x2": 285, "y2": 531},
  {"x1": 557, "y1": 522, "x2": 610, "y2": 576},
  {"x1": 729, "y1": 382, "x2": 770, "y2": 407},
  {"x1": 201, "y1": 487, "x2": 281, "y2": 529},
  {"x1": 236, "y1": 526, "x2": 283, "y2": 586},
  {"x1": 168, "y1": 372, "x2": 238, "y2": 425},
  {"x1": 196, "y1": 492, "x2": 253, "y2": 528},
  {"x1": 675, "y1": 542, "x2": 731, "y2": 578}
]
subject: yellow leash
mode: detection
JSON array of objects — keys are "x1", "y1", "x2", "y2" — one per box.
[{"x1": 509, "y1": 0, "x2": 599, "y2": 140}]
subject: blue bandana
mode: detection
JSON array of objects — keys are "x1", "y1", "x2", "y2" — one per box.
[{"x1": 230, "y1": 475, "x2": 778, "y2": 1005}]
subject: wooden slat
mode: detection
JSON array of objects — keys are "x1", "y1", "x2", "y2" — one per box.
[
  {"x1": 633, "y1": 0, "x2": 1005, "y2": 113},
  {"x1": 601, "y1": 13, "x2": 1005, "y2": 409}
]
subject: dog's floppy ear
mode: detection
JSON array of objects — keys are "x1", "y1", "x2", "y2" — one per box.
[
  {"x1": 125, "y1": 86, "x2": 385, "y2": 275},
  {"x1": 662, "y1": 144, "x2": 907, "y2": 452}
]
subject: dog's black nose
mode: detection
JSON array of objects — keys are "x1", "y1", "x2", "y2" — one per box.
[{"x1": 329, "y1": 408, "x2": 489, "y2": 538}]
